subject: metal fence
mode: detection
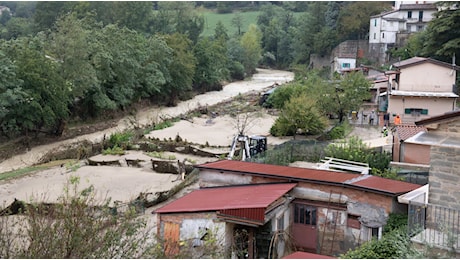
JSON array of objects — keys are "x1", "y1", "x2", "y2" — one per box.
[{"x1": 408, "y1": 201, "x2": 460, "y2": 252}]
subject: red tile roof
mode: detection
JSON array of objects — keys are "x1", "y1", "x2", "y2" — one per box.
[
  {"x1": 155, "y1": 183, "x2": 296, "y2": 214},
  {"x1": 395, "y1": 125, "x2": 427, "y2": 141},
  {"x1": 197, "y1": 160, "x2": 421, "y2": 195},
  {"x1": 283, "y1": 251, "x2": 335, "y2": 259}
]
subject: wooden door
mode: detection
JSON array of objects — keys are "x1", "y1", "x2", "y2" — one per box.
[{"x1": 164, "y1": 222, "x2": 180, "y2": 257}]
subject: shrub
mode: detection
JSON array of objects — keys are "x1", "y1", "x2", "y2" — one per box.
[
  {"x1": 107, "y1": 131, "x2": 133, "y2": 150},
  {"x1": 0, "y1": 177, "x2": 156, "y2": 258},
  {"x1": 102, "y1": 145, "x2": 125, "y2": 155},
  {"x1": 340, "y1": 228, "x2": 419, "y2": 259},
  {"x1": 326, "y1": 124, "x2": 346, "y2": 140},
  {"x1": 324, "y1": 136, "x2": 391, "y2": 172}
]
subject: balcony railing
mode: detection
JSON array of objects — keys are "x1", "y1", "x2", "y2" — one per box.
[{"x1": 408, "y1": 202, "x2": 460, "y2": 253}]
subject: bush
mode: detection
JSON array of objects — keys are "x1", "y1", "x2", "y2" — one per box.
[
  {"x1": 107, "y1": 131, "x2": 133, "y2": 150},
  {"x1": 324, "y1": 136, "x2": 391, "y2": 172},
  {"x1": 0, "y1": 177, "x2": 156, "y2": 258},
  {"x1": 384, "y1": 213, "x2": 408, "y2": 233},
  {"x1": 102, "y1": 145, "x2": 125, "y2": 155},
  {"x1": 326, "y1": 124, "x2": 346, "y2": 140},
  {"x1": 229, "y1": 61, "x2": 245, "y2": 80},
  {"x1": 340, "y1": 228, "x2": 419, "y2": 259}
]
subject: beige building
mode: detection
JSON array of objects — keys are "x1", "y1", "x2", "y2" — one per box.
[{"x1": 383, "y1": 57, "x2": 459, "y2": 125}]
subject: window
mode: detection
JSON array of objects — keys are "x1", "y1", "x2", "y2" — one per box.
[
  {"x1": 382, "y1": 33, "x2": 385, "y2": 38},
  {"x1": 419, "y1": 11, "x2": 424, "y2": 21},
  {"x1": 408, "y1": 11, "x2": 412, "y2": 18},
  {"x1": 347, "y1": 214, "x2": 361, "y2": 229},
  {"x1": 294, "y1": 204, "x2": 317, "y2": 225},
  {"x1": 374, "y1": 19, "x2": 377, "y2": 27},
  {"x1": 371, "y1": 227, "x2": 379, "y2": 238},
  {"x1": 277, "y1": 213, "x2": 284, "y2": 230},
  {"x1": 404, "y1": 108, "x2": 428, "y2": 116},
  {"x1": 342, "y1": 63, "x2": 351, "y2": 68},
  {"x1": 373, "y1": 33, "x2": 376, "y2": 39},
  {"x1": 363, "y1": 226, "x2": 382, "y2": 241}
]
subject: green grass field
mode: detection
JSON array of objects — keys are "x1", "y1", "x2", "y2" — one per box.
[
  {"x1": 200, "y1": 10, "x2": 308, "y2": 37},
  {"x1": 200, "y1": 11, "x2": 260, "y2": 37}
]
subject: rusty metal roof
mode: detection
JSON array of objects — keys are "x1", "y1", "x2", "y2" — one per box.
[
  {"x1": 352, "y1": 175, "x2": 421, "y2": 194},
  {"x1": 197, "y1": 160, "x2": 421, "y2": 195},
  {"x1": 155, "y1": 183, "x2": 296, "y2": 214},
  {"x1": 197, "y1": 160, "x2": 359, "y2": 184},
  {"x1": 395, "y1": 125, "x2": 427, "y2": 141}
]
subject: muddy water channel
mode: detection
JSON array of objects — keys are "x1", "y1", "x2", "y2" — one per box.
[{"x1": 0, "y1": 69, "x2": 294, "y2": 207}]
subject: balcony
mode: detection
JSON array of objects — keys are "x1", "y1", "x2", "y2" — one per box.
[{"x1": 408, "y1": 202, "x2": 460, "y2": 257}]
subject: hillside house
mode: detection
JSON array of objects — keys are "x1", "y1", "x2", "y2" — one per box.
[
  {"x1": 368, "y1": 1, "x2": 438, "y2": 64},
  {"x1": 381, "y1": 57, "x2": 459, "y2": 125},
  {"x1": 330, "y1": 40, "x2": 368, "y2": 74},
  {"x1": 155, "y1": 160, "x2": 421, "y2": 258},
  {"x1": 401, "y1": 110, "x2": 460, "y2": 257}
]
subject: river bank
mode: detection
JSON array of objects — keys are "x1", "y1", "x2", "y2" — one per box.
[{"x1": 0, "y1": 69, "x2": 294, "y2": 174}]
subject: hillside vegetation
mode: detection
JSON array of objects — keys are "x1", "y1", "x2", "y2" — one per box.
[{"x1": 0, "y1": 1, "x2": 458, "y2": 149}]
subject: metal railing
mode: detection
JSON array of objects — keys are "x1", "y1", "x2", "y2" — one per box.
[{"x1": 408, "y1": 202, "x2": 460, "y2": 252}]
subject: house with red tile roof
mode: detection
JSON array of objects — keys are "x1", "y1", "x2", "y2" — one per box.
[
  {"x1": 381, "y1": 57, "x2": 459, "y2": 125},
  {"x1": 392, "y1": 124, "x2": 427, "y2": 163},
  {"x1": 155, "y1": 160, "x2": 421, "y2": 258}
]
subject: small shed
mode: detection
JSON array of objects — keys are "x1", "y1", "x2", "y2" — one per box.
[{"x1": 155, "y1": 183, "x2": 297, "y2": 258}]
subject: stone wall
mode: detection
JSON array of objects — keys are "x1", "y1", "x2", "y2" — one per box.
[
  {"x1": 428, "y1": 118, "x2": 460, "y2": 208},
  {"x1": 429, "y1": 145, "x2": 460, "y2": 208}
]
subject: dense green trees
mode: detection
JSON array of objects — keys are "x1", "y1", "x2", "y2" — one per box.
[
  {"x1": 0, "y1": 1, "x2": 409, "y2": 139},
  {"x1": 421, "y1": 1, "x2": 460, "y2": 63},
  {"x1": 0, "y1": 2, "x2": 267, "y2": 138}
]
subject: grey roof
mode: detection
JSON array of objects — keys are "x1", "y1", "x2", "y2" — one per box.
[
  {"x1": 371, "y1": 9, "x2": 398, "y2": 18},
  {"x1": 392, "y1": 57, "x2": 460, "y2": 70},
  {"x1": 390, "y1": 90, "x2": 459, "y2": 98},
  {"x1": 405, "y1": 132, "x2": 460, "y2": 148},
  {"x1": 398, "y1": 3, "x2": 437, "y2": 10}
]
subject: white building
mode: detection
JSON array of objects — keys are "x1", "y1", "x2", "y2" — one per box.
[{"x1": 368, "y1": 1, "x2": 438, "y2": 65}]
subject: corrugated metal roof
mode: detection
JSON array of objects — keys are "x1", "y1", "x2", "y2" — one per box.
[
  {"x1": 395, "y1": 125, "x2": 427, "y2": 141},
  {"x1": 155, "y1": 183, "x2": 296, "y2": 214},
  {"x1": 352, "y1": 175, "x2": 421, "y2": 194},
  {"x1": 197, "y1": 160, "x2": 421, "y2": 195},
  {"x1": 197, "y1": 160, "x2": 359, "y2": 184}
]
